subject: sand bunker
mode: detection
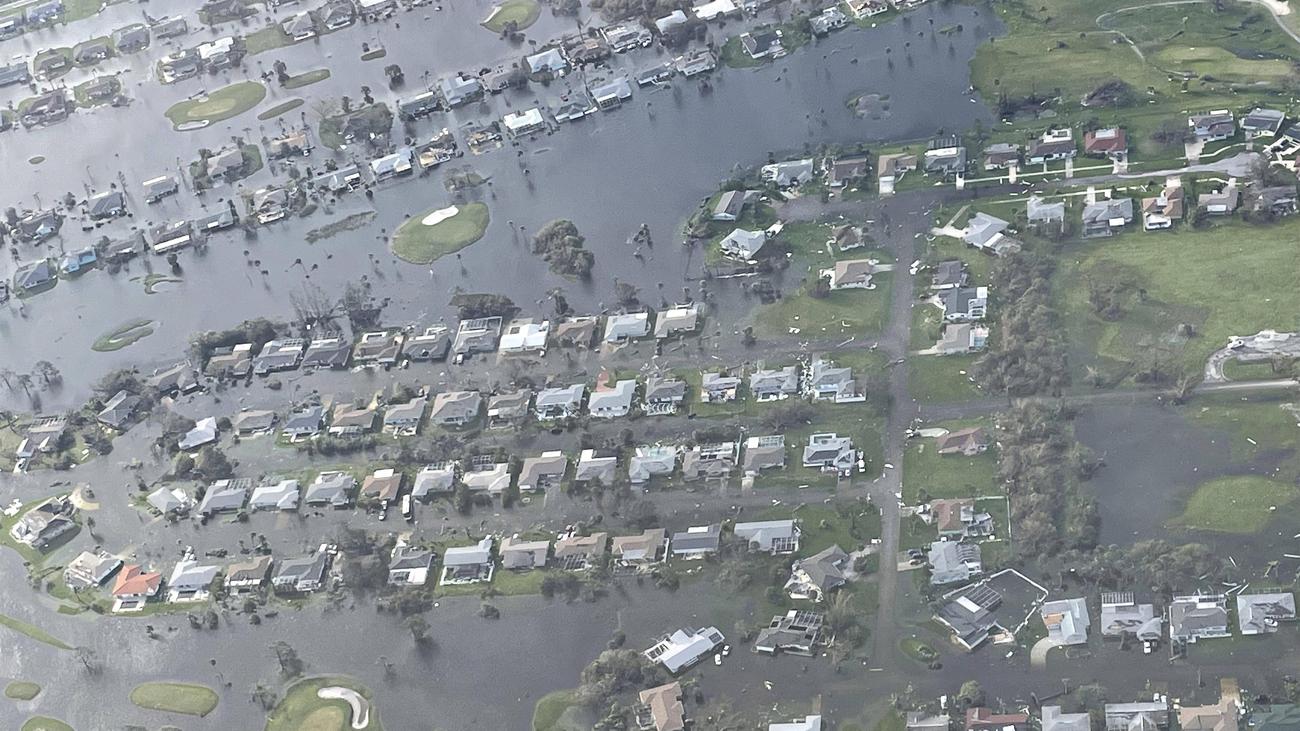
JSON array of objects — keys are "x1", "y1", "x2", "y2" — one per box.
[{"x1": 421, "y1": 205, "x2": 459, "y2": 226}]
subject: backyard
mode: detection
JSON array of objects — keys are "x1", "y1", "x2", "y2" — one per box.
[{"x1": 1171, "y1": 475, "x2": 1298, "y2": 534}]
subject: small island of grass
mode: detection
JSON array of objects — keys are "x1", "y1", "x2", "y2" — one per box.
[
  {"x1": 391, "y1": 202, "x2": 490, "y2": 265},
  {"x1": 21, "y1": 717, "x2": 72, "y2": 731},
  {"x1": 482, "y1": 0, "x2": 540, "y2": 32},
  {"x1": 92, "y1": 319, "x2": 156, "y2": 352},
  {"x1": 129, "y1": 681, "x2": 219, "y2": 717},
  {"x1": 165, "y1": 81, "x2": 266, "y2": 129},
  {"x1": 5, "y1": 681, "x2": 41, "y2": 700},
  {"x1": 258, "y1": 98, "x2": 304, "y2": 120},
  {"x1": 283, "y1": 69, "x2": 331, "y2": 90},
  {"x1": 266, "y1": 676, "x2": 380, "y2": 731}
]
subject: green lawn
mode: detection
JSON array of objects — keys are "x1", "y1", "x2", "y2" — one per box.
[
  {"x1": 258, "y1": 98, "x2": 304, "y2": 120},
  {"x1": 1182, "y1": 397, "x2": 1300, "y2": 481},
  {"x1": 265, "y1": 676, "x2": 380, "y2": 731},
  {"x1": 482, "y1": 0, "x2": 540, "y2": 32},
  {"x1": 391, "y1": 203, "x2": 490, "y2": 265},
  {"x1": 0, "y1": 613, "x2": 73, "y2": 651},
  {"x1": 165, "y1": 81, "x2": 266, "y2": 128},
  {"x1": 129, "y1": 682, "x2": 219, "y2": 717},
  {"x1": 907, "y1": 354, "x2": 983, "y2": 404},
  {"x1": 5, "y1": 681, "x2": 41, "y2": 700},
  {"x1": 902, "y1": 423, "x2": 997, "y2": 503},
  {"x1": 1223, "y1": 358, "x2": 1294, "y2": 382},
  {"x1": 533, "y1": 689, "x2": 586, "y2": 731},
  {"x1": 1058, "y1": 217, "x2": 1300, "y2": 384},
  {"x1": 1172, "y1": 476, "x2": 1299, "y2": 534},
  {"x1": 283, "y1": 68, "x2": 331, "y2": 89},
  {"x1": 246, "y1": 24, "x2": 295, "y2": 55},
  {"x1": 21, "y1": 717, "x2": 72, "y2": 731},
  {"x1": 91, "y1": 318, "x2": 155, "y2": 352},
  {"x1": 756, "y1": 274, "x2": 892, "y2": 340}
]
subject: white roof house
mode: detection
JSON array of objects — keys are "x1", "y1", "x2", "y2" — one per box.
[
  {"x1": 718, "y1": 228, "x2": 767, "y2": 260},
  {"x1": 771, "y1": 717, "x2": 823, "y2": 731},
  {"x1": 249, "y1": 479, "x2": 300, "y2": 511},
  {"x1": 503, "y1": 107, "x2": 546, "y2": 136},
  {"x1": 499, "y1": 319, "x2": 550, "y2": 354},
  {"x1": 693, "y1": 0, "x2": 737, "y2": 20},
  {"x1": 644, "y1": 626, "x2": 725, "y2": 673},
  {"x1": 463, "y1": 462, "x2": 512, "y2": 494},
  {"x1": 1236, "y1": 592, "x2": 1296, "y2": 635},
  {"x1": 733, "y1": 520, "x2": 800, "y2": 554},
  {"x1": 412, "y1": 463, "x2": 457, "y2": 498},
  {"x1": 588, "y1": 379, "x2": 637, "y2": 418},
  {"x1": 1041, "y1": 597, "x2": 1091, "y2": 645},
  {"x1": 167, "y1": 559, "x2": 220, "y2": 602},
  {"x1": 604, "y1": 312, "x2": 650, "y2": 342},
  {"x1": 653, "y1": 304, "x2": 699, "y2": 339}
]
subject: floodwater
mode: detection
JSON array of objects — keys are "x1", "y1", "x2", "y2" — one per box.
[{"x1": 0, "y1": 2, "x2": 999, "y2": 412}]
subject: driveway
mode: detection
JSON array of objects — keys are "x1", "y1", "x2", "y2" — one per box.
[{"x1": 1030, "y1": 637, "x2": 1062, "y2": 669}]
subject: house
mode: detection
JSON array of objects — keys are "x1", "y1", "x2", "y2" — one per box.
[
  {"x1": 486, "y1": 390, "x2": 532, "y2": 428},
  {"x1": 167, "y1": 559, "x2": 220, "y2": 602},
  {"x1": 440, "y1": 537, "x2": 495, "y2": 585},
  {"x1": 1099, "y1": 592, "x2": 1162, "y2": 640},
  {"x1": 535, "y1": 384, "x2": 586, "y2": 420},
  {"x1": 429, "y1": 390, "x2": 481, "y2": 426},
  {"x1": 653, "y1": 304, "x2": 700, "y2": 339},
  {"x1": 734, "y1": 520, "x2": 800, "y2": 554},
  {"x1": 590, "y1": 77, "x2": 633, "y2": 110},
  {"x1": 924, "y1": 136, "x2": 967, "y2": 178},
  {"x1": 939, "y1": 323, "x2": 989, "y2": 355},
  {"x1": 701, "y1": 371, "x2": 742, "y2": 402},
  {"x1": 755, "y1": 610, "x2": 825, "y2": 656},
  {"x1": 250, "y1": 479, "x2": 300, "y2": 511},
  {"x1": 829, "y1": 224, "x2": 867, "y2": 252},
  {"x1": 967, "y1": 709, "x2": 1031, "y2": 731},
  {"x1": 1041, "y1": 597, "x2": 1091, "y2": 645},
  {"x1": 940, "y1": 287, "x2": 988, "y2": 323},
  {"x1": 1236, "y1": 592, "x2": 1296, "y2": 635},
  {"x1": 146, "y1": 487, "x2": 192, "y2": 516},
  {"x1": 145, "y1": 361, "x2": 201, "y2": 395},
  {"x1": 693, "y1": 0, "x2": 737, "y2": 20},
  {"x1": 1027, "y1": 196, "x2": 1066, "y2": 228},
  {"x1": 643, "y1": 376, "x2": 686, "y2": 415},
  {"x1": 266, "y1": 131, "x2": 311, "y2": 160},
  {"x1": 670, "y1": 524, "x2": 721, "y2": 559},
  {"x1": 928, "y1": 540, "x2": 983, "y2": 585},
  {"x1": 232, "y1": 409, "x2": 277, "y2": 435},
  {"x1": 1026, "y1": 128, "x2": 1076, "y2": 164},
  {"x1": 628, "y1": 445, "x2": 679, "y2": 484},
  {"x1": 412, "y1": 462, "x2": 457, "y2": 499},
  {"x1": 503, "y1": 107, "x2": 546, "y2": 136},
  {"x1": 804, "y1": 358, "x2": 864, "y2": 403},
  {"x1": 712, "y1": 189, "x2": 753, "y2": 221},
  {"x1": 1251, "y1": 185, "x2": 1299, "y2": 216},
  {"x1": 930, "y1": 498, "x2": 994, "y2": 539},
  {"x1": 555, "y1": 316, "x2": 599, "y2": 347},
  {"x1": 104, "y1": 233, "x2": 145, "y2": 262},
  {"x1": 1198, "y1": 183, "x2": 1239, "y2": 215},
  {"x1": 416, "y1": 130, "x2": 458, "y2": 170},
  {"x1": 329, "y1": 403, "x2": 377, "y2": 436},
  {"x1": 802, "y1": 433, "x2": 855, "y2": 472},
  {"x1": 1168, "y1": 594, "x2": 1230, "y2": 643},
  {"x1": 603, "y1": 22, "x2": 653, "y2": 52},
  {"x1": 111, "y1": 564, "x2": 162, "y2": 610},
  {"x1": 933, "y1": 260, "x2": 967, "y2": 291},
  {"x1": 760, "y1": 158, "x2": 815, "y2": 187},
  {"x1": 553, "y1": 531, "x2": 608, "y2": 570},
  {"x1": 88, "y1": 190, "x2": 126, "y2": 220},
  {"x1": 97, "y1": 390, "x2": 142, "y2": 431},
  {"x1": 405, "y1": 326, "x2": 451, "y2": 361},
  {"x1": 821, "y1": 258, "x2": 878, "y2": 290},
  {"x1": 453, "y1": 317, "x2": 503, "y2": 358},
  {"x1": 281, "y1": 11, "x2": 316, "y2": 40},
  {"x1": 1084, "y1": 127, "x2": 1128, "y2": 158},
  {"x1": 518, "y1": 451, "x2": 568, "y2": 491},
  {"x1": 1104, "y1": 703, "x2": 1169, "y2": 731},
  {"x1": 501, "y1": 536, "x2": 551, "y2": 570},
  {"x1": 159, "y1": 50, "x2": 202, "y2": 83},
  {"x1": 1142, "y1": 182, "x2": 1185, "y2": 230},
  {"x1": 1042, "y1": 707, "x2": 1092, "y2": 731},
  {"x1": 321, "y1": 0, "x2": 355, "y2": 29},
  {"x1": 644, "y1": 626, "x2": 725, "y2": 673},
  {"x1": 637, "y1": 681, "x2": 686, "y2": 731},
  {"x1": 383, "y1": 396, "x2": 427, "y2": 436},
  {"x1": 876, "y1": 152, "x2": 918, "y2": 194},
  {"x1": 64, "y1": 551, "x2": 123, "y2": 590},
  {"x1": 198, "y1": 478, "x2": 250, "y2": 516},
  {"x1": 151, "y1": 16, "x2": 189, "y2": 39},
  {"x1": 388, "y1": 544, "x2": 434, "y2": 586},
  {"x1": 655, "y1": 9, "x2": 688, "y2": 33},
  {"x1": 499, "y1": 319, "x2": 550, "y2": 354},
  {"x1": 19, "y1": 89, "x2": 69, "y2": 126},
  {"x1": 24, "y1": 415, "x2": 68, "y2": 454},
  {"x1": 936, "y1": 427, "x2": 991, "y2": 455},
  {"x1": 785, "y1": 545, "x2": 848, "y2": 601},
  {"x1": 13, "y1": 260, "x2": 54, "y2": 292},
  {"x1": 614, "y1": 528, "x2": 668, "y2": 567},
  {"x1": 963, "y1": 212, "x2": 1010, "y2": 251},
  {"x1": 462, "y1": 460, "x2": 511, "y2": 494},
  {"x1": 742, "y1": 435, "x2": 786, "y2": 474},
  {"x1": 15, "y1": 209, "x2": 61, "y2": 242},
  {"x1": 740, "y1": 29, "x2": 785, "y2": 60},
  {"x1": 846, "y1": 0, "x2": 889, "y2": 16},
  {"x1": 390, "y1": 93, "x2": 437, "y2": 122},
  {"x1": 680, "y1": 442, "x2": 738, "y2": 481},
  {"x1": 253, "y1": 338, "x2": 307, "y2": 375},
  {"x1": 718, "y1": 228, "x2": 768, "y2": 260},
  {"x1": 225, "y1": 555, "x2": 273, "y2": 593},
  {"x1": 575, "y1": 449, "x2": 619, "y2": 485},
  {"x1": 143, "y1": 175, "x2": 180, "y2": 203},
  {"x1": 907, "y1": 714, "x2": 952, "y2": 731},
  {"x1": 282, "y1": 404, "x2": 325, "y2": 439},
  {"x1": 317, "y1": 165, "x2": 363, "y2": 194},
  {"x1": 369, "y1": 147, "x2": 415, "y2": 182},
  {"x1": 526, "y1": 47, "x2": 569, "y2": 77},
  {"x1": 303, "y1": 471, "x2": 357, "y2": 508},
  {"x1": 1179, "y1": 693, "x2": 1239, "y2": 731},
  {"x1": 604, "y1": 312, "x2": 650, "y2": 343},
  {"x1": 206, "y1": 146, "x2": 248, "y2": 181},
  {"x1": 982, "y1": 142, "x2": 1021, "y2": 170},
  {"x1": 826, "y1": 155, "x2": 869, "y2": 187},
  {"x1": 750, "y1": 365, "x2": 799, "y2": 401},
  {"x1": 25, "y1": 0, "x2": 62, "y2": 25},
  {"x1": 361, "y1": 468, "x2": 403, "y2": 502},
  {"x1": 1251, "y1": 706, "x2": 1300, "y2": 731},
  {"x1": 441, "y1": 73, "x2": 484, "y2": 108},
  {"x1": 1189, "y1": 110, "x2": 1235, "y2": 142},
  {"x1": 1082, "y1": 197, "x2": 1134, "y2": 237},
  {"x1": 809, "y1": 5, "x2": 847, "y2": 34},
  {"x1": 272, "y1": 553, "x2": 330, "y2": 593},
  {"x1": 9, "y1": 498, "x2": 75, "y2": 550},
  {"x1": 1241, "y1": 108, "x2": 1285, "y2": 139},
  {"x1": 179, "y1": 417, "x2": 220, "y2": 451},
  {"x1": 205, "y1": 343, "x2": 253, "y2": 379}
]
